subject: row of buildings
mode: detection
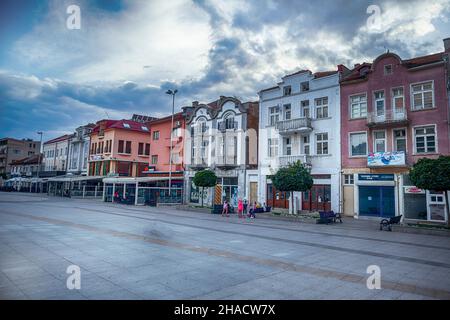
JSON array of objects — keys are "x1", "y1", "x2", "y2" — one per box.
[{"x1": 3, "y1": 38, "x2": 450, "y2": 224}]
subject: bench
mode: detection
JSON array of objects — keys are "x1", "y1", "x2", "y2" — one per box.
[
  {"x1": 379, "y1": 215, "x2": 402, "y2": 231},
  {"x1": 317, "y1": 211, "x2": 342, "y2": 224}
]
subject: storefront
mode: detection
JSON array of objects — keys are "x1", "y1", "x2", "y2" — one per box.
[
  {"x1": 301, "y1": 184, "x2": 331, "y2": 211},
  {"x1": 400, "y1": 174, "x2": 448, "y2": 223},
  {"x1": 266, "y1": 181, "x2": 290, "y2": 209},
  {"x1": 355, "y1": 173, "x2": 398, "y2": 218},
  {"x1": 103, "y1": 176, "x2": 184, "y2": 206}
]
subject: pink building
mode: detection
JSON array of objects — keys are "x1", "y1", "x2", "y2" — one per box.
[
  {"x1": 340, "y1": 38, "x2": 450, "y2": 223},
  {"x1": 89, "y1": 119, "x2": 151, "y2": 177}
]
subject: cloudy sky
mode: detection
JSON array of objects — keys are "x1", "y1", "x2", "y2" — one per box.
[{"x1": 1, "y1": 0, "x2": 449, "y2": 141}]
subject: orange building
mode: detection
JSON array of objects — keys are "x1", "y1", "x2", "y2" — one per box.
[
  {"x1": 146, "y1": 112, "x2": 185, "y2": 173},
  {"x1": 88, "y1": 119, "x2": 152, "y2": 177}
]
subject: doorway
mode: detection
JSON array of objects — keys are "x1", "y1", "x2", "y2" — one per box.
[
  {"x1": 302, "y1": 185, "x2": 331, "y2": 211},
  {"x1": 359, "y1": 186, "x2": 395, "y2": 217}
]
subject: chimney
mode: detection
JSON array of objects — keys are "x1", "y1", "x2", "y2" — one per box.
[{"x1": 444, "y1": 38, "x2": 450, "y2": 52}]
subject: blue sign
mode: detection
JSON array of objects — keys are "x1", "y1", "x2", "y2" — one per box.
[{"x1": 358, "y1": 174, "x2": 394, "y2": 181}]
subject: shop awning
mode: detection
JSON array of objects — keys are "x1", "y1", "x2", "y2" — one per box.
[
  {"x1": 47, "y1": 175, "x2": 104, "y2": 182},
  {"x1": 102, "y1": 176, "x2": 173, "y2": 184}
]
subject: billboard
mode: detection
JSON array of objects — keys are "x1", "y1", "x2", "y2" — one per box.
[{"x1": 367, "y1": 151, "x2": 405, "y2": 167}]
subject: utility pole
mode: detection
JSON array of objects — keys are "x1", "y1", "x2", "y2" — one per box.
[{"x1": 165, "y1": 89, "x2": 178, "y2": 198}]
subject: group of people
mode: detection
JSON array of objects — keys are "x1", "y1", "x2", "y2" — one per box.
[{"x1": 221, "y1": 198, "x2": 260, "y2": 219}]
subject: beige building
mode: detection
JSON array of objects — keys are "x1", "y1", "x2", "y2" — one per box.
[{"x1": 0, "y1": 138, "x2": 41, "y2": 178}]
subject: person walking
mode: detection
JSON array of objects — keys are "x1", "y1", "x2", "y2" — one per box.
[
  {"x1": 222, "y1": 200, "x2": 229, "y2": 217},
  {"x1": 248, "y1": 201, "x2": 257, "y2": 219},
  {"x1": 237, "y1": 198, "x2": 244, "y2": 218}
]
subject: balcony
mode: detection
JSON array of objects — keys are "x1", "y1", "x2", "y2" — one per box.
[
  {"x1": 279, "y1": 154, "x2": 311, "y2": 167},
  {"x1": 188, "y1": 157, "x2": 208, "y2": 170},
  {"x1": 276, "y1": 117, "x2": 312, "y2": 135},
  {"x1": 367, "y1": 110, "x2": 408, "y2": 128},
  {"x1": 215, "y1": 155, "x2": 238, "y2": 170}
]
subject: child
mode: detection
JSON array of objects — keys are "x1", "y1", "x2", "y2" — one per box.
[{"x1": 222, "y1": 200, "x2": 229, "y2": 217}]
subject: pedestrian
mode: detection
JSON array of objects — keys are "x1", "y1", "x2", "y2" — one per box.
[
  {"x1": 237, "y1": 198, "x2": 244, "y2": 218},
  {"x1": 222, "y1": 200, "x2": 229, "y2": 217},
  {"x1": 243, "y1": 199, "x2": 248, "y2": 215},
  {"x1": 248, "y1": 201, "x2": 257, "y2": 219}
]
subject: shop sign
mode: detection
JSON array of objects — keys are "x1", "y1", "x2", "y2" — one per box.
[
  {"x1": 404, "y1": 186, "x2": 425, "y2": 194},
  {"x1": 358, "y1": 174, "x2": 394, "y2": 181},
  {"x1": 368, "y1": 151, "x2": 405, "y2": 167}
]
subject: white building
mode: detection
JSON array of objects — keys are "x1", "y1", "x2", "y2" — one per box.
[
  {"x1": 42, "y1": 134, "x2": 73, "y2": 174},
  {"x1": 257, "y1": 69, "x2": 342, "y2": 213},
  {"x1": 68, "y1": 124, "x2": 95, "y2": 175},
  {"x1": 182, "y1": 96, "x2": 259, "y2": 209}
]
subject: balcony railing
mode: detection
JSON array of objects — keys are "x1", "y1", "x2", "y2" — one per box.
[
  {"x1": 276, "y1": 117, "x2": 312, "y2": 134},
  {"x1": 279, "y1": 154, "x2": 311, "y2": 167},
  {"x1": 367, "y1": 109, "x2": 408, "y2": 127},
  {"x1": 215, "y1": 155, "x2": 238, "y2": 168}
]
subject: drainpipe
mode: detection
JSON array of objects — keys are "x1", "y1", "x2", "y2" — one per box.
[{"x1": 339, "y1": 170, "x2": 343, "y2": 214}]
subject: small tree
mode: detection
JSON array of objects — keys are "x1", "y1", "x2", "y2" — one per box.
[
  {"x1": 193, "y1": 169, "x2": 217, "y2": 207},
  {"x1": 272, "y1": 161, "x2": 313, "y2": 214},
  {"x1": 409, "y1": 156, "x2": 450, "y2": 226}
]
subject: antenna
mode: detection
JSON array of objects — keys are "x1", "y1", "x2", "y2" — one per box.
[{"x1": 104, "y1": 110, "x2": 110, "y2": 119}]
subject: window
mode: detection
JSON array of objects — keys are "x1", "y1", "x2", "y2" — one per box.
[
  {"x1": 138, "y1": 143, "x2": 144, "y2": 155},
  {"x1": 373, "y1": 131, "x2": 386, "y2": 153},
  {"x1": 151, "y1": 155, "x2": 158, "y2": 164},
  {"x1": 373, "y1": 91, "x2": 385, "y2": 118},
  {"x1": 316, "y1": 133, "x2": 328, "y2": 155},
  {"x1": 392, "y1": 87, "x2": 404, "y2": 113},
  {"x1": 301, "y1": 81, "x2": 309, "y2": 92},
  {"x1": 384, "y1": 64, "x2": 393, "y2": 75},
  {"x1": 269, "y1": 106, "x2": 280, "y2": 126},
  {"x1": 315, "y1": 97, "x2": 328, "y2": 119},
  {"x1": 224, "y1": 114, "x2": 235, "y2": 129},
  {"x1": 303, "y1": 135, "x2": 310, "y2": 155},
  {"x1": 344, "y1": 174, "x2": 354, "y2": 185},
  {"x1": 284, "y1": 138, "x2": 292, "y2": 156},
  {"x1": 411, "y1": 81, "x2": 434, "y2": 110},
  {"x1": 283, "y1": 104, "x2": 291, "y2": 120},
  {"x1": 152, "y1": 131, "x2": 160, "y2": 140},
  {"x1": 414, "y1": 126, "x2": 436, "y2": 154},
  {"x1": 301, "y1": 100, "x2": 310, "y2": 118},
  {"x1": 350, "y1": 94, "x2": 367, "y2": 119},
  {"x1": 123, "y1": 123, "x2": 131, "y2": 129},
  {"x1": 268, "y1": 138, "x2": 278, "y2": 157},
  {"x1": 283, "y1": 86, "x2": 291, "y2": 96},
  {"x1": 141, "y1": 126, "x2": 149, "y2": 131},
  {"x1": 393, "y1": 129, "x2": 406, "y2": 152},
  {"x1": 350, "y1": 132, "x2": 367, "y2": 156},
  {"x1": 118, "y1": 140, "x2": 124, "y2": 153},
  {"x1": 125, "y1": 141, "x2": 132, "y2": 154},
  {"x1": 145, "y1": 143, "x2": 150, "y2": 156}
]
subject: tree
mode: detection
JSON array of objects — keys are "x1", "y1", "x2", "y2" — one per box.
[
  {"x1": 193, "y1": 169, "x2": 217, "y2": 207},
  {"x1": 409, "y1": 156, "x2": 450, "y2": 226},
  {"x1": 272, "y1": 161, "x2": 313, "y2": 214}
]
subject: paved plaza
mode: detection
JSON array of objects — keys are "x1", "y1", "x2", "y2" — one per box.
[{"x1": 0, "y1": 192, "x2": 449, "y2": 300}]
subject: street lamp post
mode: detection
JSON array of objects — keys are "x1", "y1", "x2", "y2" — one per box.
[
  {"x1": 166, "y1": 89, "x2": 178, "y2": 198},
  {"x1": 37, "y1": 131, "x2": 43, "y2": 192}
]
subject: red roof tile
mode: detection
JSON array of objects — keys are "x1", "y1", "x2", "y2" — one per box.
[
  {"x1": 43, "y1": 134, "x2": 73, "y2": 145},
  {"x1": 91, "y1": 119, "x2": 151, "y2": 134}
]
